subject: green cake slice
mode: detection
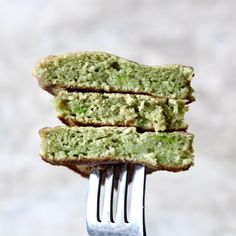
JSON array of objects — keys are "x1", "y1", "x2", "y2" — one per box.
[
  {"x1": 39, "y1": 126, "x2": 194, "y2": 177},
  {"x1": 54, "y1": 91, "x2": 188, "y2": 132},
  {"x1": 32, "y1": 51, "x2": 194, "y2": 101}
]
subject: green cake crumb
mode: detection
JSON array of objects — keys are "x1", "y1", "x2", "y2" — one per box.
[
  {"x1": 33, "y1": 51, "x2": 194, "y2": 101},
  {"x1": 54, "y1": 91, "x2": 188, "y2": 131},
  {"x1": 39, "y1": 126, "x2": 194, "y2": 174}
]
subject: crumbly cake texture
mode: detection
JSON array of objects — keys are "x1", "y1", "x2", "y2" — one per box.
[
  {"x1": 39, "y1": 126, "x2": 194, "y2": 176},
  {"x1": 33, "y1": 51, "x2": 195, "y2": 175},
  {"x1": 54, "y1": 91, "x2": 188, "y2": 132},
  {"x1": 32, "y1": 51, "x2": 194, "y2": 101}
]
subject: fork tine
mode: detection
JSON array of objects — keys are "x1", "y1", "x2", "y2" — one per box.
[
  {"x1": 87, "y1": 164, "x2": 146, "y2": 236},
  {"x1": 116, "y1": 165, "x2": 128, "y2": 223},
  {"x1": 102, "y1": 166, "x2": 114, "y2": 223},
  {"x1": 130, "y1": 165, "x2": 146, "y2": 224},
  {"x1": 86, "y1": 168, "x2": 101, "y2": 224}
]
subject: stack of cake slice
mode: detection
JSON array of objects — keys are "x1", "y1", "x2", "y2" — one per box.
[{"x1": 33, "y1": 52, "x2": 194, "y2": 176}]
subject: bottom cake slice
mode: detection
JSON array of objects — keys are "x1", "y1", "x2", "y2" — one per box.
[{"x1": 39, "y1": 126, "x2": 194, "y2": 176}]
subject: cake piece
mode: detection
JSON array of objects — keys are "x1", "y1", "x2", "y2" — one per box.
[
  {"x1": 32, "y1": 52, "x2": 194, "y2": 101},
  {"x1": 54, "y1": 91, "x2": 188, "y2": 131},
  {"x1": 39, "y1": 126, "x2": 194, "y2": 176}
]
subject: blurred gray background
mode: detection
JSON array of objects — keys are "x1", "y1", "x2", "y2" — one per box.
[{"x1": 0, "y1": 0, "x2": 235, "y2": 235}]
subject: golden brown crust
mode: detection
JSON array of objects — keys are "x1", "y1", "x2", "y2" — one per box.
[
  {"x1": 37, "y1": 77, "x2": 61, "y2": 95},
  {"x1": 58, "y1": 116, "x2": 188, "y2": 132},
  {"x1": 37, "y1": 77, "x2": 194, "y2": 103},
  {"x1": 41, "y1": 155, "x2": 193, "y2": 178},
  {"x1": 58, "y1": 116, "x2": 152, "y2": 131}
]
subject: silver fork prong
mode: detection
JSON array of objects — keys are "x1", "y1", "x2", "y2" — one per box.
[
  {"x1": 116, "y1": 165, "x2": 128, "y2": 223},
  {"x1": 86, "y1": 164, "x2": 146, "y2": 236},
  {"x1": 130, "y1": 165, "x2": 146, "y2": 224},
  {"x1": 102, "y1": 166, "x2": 114, "y2": 223},
  {"x1": 86, "y1": 168, "x2": 101, "y2": 225}
]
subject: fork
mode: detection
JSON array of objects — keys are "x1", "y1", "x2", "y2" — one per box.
[{"x1": 86, "y1": 164, "x2": 146, "y2": 236}]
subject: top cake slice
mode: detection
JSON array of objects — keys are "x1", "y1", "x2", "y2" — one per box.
[{"x1": 32, "y1": 51, "x2": 194, "y2": 101}]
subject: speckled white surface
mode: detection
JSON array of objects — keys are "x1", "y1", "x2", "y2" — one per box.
[{"x1": 0, "y1": 0, "x2": 236, "y2": 235}]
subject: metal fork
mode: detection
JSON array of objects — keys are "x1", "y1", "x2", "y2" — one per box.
[{"x1": 86, "y1": 164, "x2": 146, "y2": 236}]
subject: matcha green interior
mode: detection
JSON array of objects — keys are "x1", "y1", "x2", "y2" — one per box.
[
  {"x1": 40, "y1": 126, "x2": 194, "y2": 170},
  {"x1": 54, "y1": 91, "x2": 188, "y2": 131},
  {"x1": 33, "y1": 52, "x2": 194, "y2": 100}
]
